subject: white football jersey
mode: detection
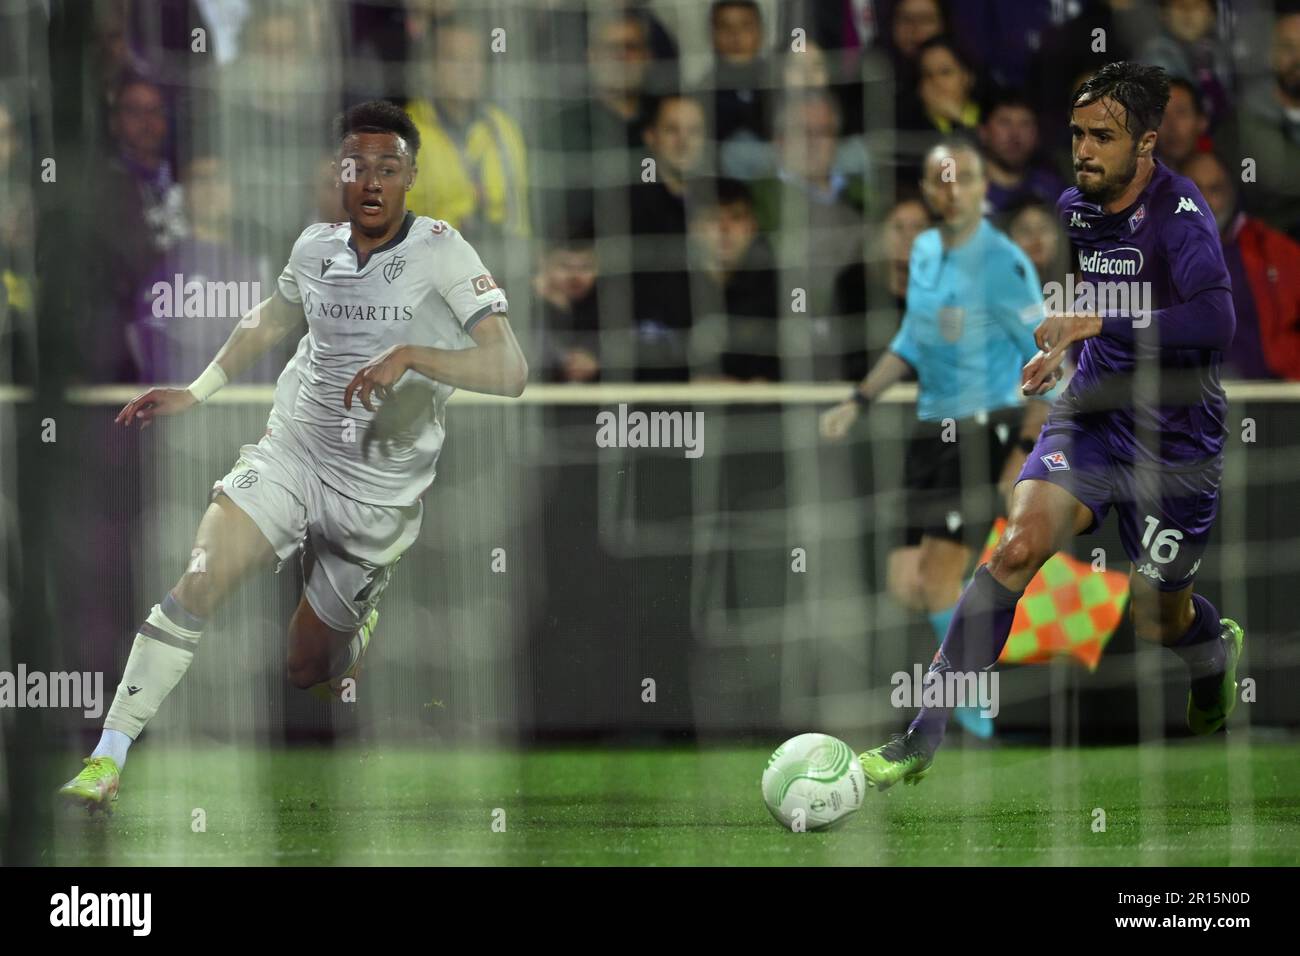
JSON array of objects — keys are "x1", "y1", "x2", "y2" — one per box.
[{"x1": 274, "y1": 213, "x2": 508, "y2": 505}]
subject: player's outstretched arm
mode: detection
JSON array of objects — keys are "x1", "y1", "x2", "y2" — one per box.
[
  {"x1": 820, "y1": 351, "x2": 913, "y2": 441},
  {"x1": 116, "y1": 292, "x2": 304, "y2": 429},
  {"x1": 345, "y1": 313, "x2": 528, "y2": 411},
  {"x1": 207, "y1": 290, "x2": 304, "y2": 382}
]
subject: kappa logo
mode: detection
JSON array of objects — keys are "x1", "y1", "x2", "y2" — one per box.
[
  {"x1": 1070, "y1": 211, "x2": 1089, "y2": 228},
  {"x1": 1137, "y1": 562, "x2": 1166, "y2": 582},
  {"x1": 929, "y1": 648, "x2": 951, "y2": 674},
  {"x1": 1175, "y1": 196, "x2": 1202, "y2": 215},
  {"x1": 321, "y1": 257, "x2": 334, "y2": 277},
  {"x1": 126, "y1": 685, "x2": 142, "y2": 696},
  {"x1": 1041, "y1": 451, "x2": 1070, "y2": 472},
  {"x1": 382, "y1": 254, "x2": 407, "y2": 284}
]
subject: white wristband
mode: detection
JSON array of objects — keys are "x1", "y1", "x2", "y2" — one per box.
[{"x1": 187, "y1": 362, "x2": 229, "y2": 403}]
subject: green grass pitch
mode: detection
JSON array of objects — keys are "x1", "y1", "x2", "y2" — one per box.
[{"x1": 47, "y1": 741, "x2": 1300, "y2": 865}]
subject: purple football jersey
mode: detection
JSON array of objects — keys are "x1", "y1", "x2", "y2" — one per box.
[{"x1": 1053, "y1": 160, "x2": 1235, "y2": 466}]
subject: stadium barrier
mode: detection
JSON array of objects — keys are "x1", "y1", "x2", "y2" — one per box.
[{"x1": 3, "y1": 382, "x2": 1298, "y2": 743}]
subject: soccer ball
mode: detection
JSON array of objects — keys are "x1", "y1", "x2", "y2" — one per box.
[{"x1": 761, "y1": 733, "x2": 866, "y2": 831}]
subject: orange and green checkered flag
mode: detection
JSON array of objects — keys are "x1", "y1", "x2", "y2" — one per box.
[{"x1": 977, "y1": 518, "x2": 1130, "y2": 671}]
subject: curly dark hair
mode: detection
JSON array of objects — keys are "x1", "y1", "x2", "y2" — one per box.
[
  {"x1": 333, "y1": 100, "x2": 421, "y2": 158},
  {"x1": 1070, "y1": 62, "x2": 1171, "y2": 138}
]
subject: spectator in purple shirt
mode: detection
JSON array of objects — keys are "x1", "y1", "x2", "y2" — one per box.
[
  {"x1": 107, "y1": 76, "x2": 186, "y2": 254},
  {"x1": 79, "y1": 75, "x2": 186, "y2": 381},
  {"x1": 978, "y1": 89, "x2": 1066, "y2": 215},
  {"x1": 128, "y1": 155, "x2": 284, "y2": 384}
]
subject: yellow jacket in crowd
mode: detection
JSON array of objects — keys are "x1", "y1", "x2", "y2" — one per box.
[{"x1": 405, "y1": 98, "x2": 530, "y2": 238}]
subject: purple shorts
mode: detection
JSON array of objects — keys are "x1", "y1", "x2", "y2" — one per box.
[{"x1": 1016, "y1": 424, "x2": 1222, "y2": 591}]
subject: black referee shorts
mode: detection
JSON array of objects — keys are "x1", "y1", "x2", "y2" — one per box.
[{"x1": 901, "y1": 406, "x2": 1024, "y2": 548}]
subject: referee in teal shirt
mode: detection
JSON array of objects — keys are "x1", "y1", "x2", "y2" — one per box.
[{"x1": 822, "y1": 139, "x2": 1058, "y2": 738}]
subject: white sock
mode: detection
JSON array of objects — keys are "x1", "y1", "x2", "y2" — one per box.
[
  {"x1": 91, "y1": 728, "x2": 133, "y2": 769},
  {"x1": 103, "y1": 592, "x2": 205, "y2": 740}
]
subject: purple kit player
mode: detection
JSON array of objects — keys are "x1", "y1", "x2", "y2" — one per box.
[{"x1": 859, "y1": 62, "x2": 1245, "y2": 789}]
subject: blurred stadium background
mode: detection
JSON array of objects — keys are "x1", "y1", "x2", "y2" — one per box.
[{"x1": 1, "y1": 0, "x2": 1299, "y2": 865}]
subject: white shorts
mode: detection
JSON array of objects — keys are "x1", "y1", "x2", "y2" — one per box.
[{"x1": 212, "y1": 430, "x2": 423, "y2": 633}]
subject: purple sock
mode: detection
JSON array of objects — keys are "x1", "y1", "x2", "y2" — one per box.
[
  {"x1": 1170, "y1": 593, "x2": 1226, "y2": 706},
  {"x1": 908, "y1": 565, "x2": 1023, "y2": 751}
]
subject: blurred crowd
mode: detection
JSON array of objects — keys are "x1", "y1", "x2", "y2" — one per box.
[{"x1": 3, "y1": 0, "x2": 1300, "y2": 385}]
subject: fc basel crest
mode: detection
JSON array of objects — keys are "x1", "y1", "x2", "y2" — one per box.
[{"x1": 383, "y1": 254, "x2": 406, "y2": 284}]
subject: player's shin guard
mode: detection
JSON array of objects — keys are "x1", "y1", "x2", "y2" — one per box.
[
  {"x1": 102, "y1": 592, "x2": 206, "y2": 740},
  {"x1": 909, "y1": 565, "x2": 1022, "y2": 751}
]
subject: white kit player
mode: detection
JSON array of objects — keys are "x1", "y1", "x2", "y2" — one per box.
[{"x1": 59, "y1": 102, "x2": 529, "y2": 812}]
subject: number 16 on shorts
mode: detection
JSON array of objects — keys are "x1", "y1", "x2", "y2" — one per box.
[
  {"x1": 1128, "y1": 508, "x2": 1209, "y2": 589},
  {"x1": 1141, "y1": 515, "x2": 1183, "y2": 565}
]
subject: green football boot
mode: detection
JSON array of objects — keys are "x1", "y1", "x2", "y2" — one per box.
[
  {"x1": 57, "y1": 756, "x2": 120, "y2": 814},
  {"x1": 311, "y1": 608, "x2": 379, "y2": 701},
  {"x1": 858, "y1": 730, "x2": 935, "y2": 792},
  {"x1": 1187, "y1": 618, "x2": 1244, "y2": 736}
]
